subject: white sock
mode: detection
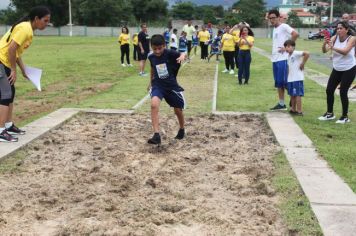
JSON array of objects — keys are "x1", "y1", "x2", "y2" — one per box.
[
  {"x1": 0, "y1": 127, "x2": 5, "y2": 132},
  {"x1": 5, "y1": 122, "x2": 13, "y2": 129}
]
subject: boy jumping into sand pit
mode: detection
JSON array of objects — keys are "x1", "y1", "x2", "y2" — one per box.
[{"x1": 146, "y1": 34, "x2": 187, "y2": 145}]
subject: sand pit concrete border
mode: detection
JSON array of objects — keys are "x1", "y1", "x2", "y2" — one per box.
[{"x1": 212, "y1": 60, "x2": 356, "y2": 235}]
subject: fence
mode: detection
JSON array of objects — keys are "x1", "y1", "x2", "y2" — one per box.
[{"x1": 0, "y1": 25, "x2": 318, "y2": 38}]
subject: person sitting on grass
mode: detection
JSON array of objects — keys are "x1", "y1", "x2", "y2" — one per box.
[
  {"x1": 207, "y1": 30, "x2": 223, "y2": 63},
  {"x1": 147, "y1": 34, "x2": 187, "y2": 145},
  {"x1": 284, "y1": 40, "x2": 309, "y2": 116}
]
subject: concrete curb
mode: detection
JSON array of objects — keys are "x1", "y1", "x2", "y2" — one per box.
[{"x1": 266, "y1": 112, "x2": 356, "y2": 236}]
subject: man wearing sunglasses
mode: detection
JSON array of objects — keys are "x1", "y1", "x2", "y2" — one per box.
[{"x1": 268, "y1": 9, "x2": 299, "y2": 111}]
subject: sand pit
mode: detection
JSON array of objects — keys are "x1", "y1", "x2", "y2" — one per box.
[{"x1": 0, "y1": 113, "x2": 288, "y2": 235}]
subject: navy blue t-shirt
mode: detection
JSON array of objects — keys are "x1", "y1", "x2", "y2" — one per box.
[
  {"x1": 138, "y1": 31, "x2": 150, "y2": 52},
  {"x1": 148, "y1": 49, "x2": 183, "y2": 91}
]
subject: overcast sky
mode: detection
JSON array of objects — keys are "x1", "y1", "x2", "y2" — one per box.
[{"x1": 0, "y1": 0, "x2": 10, "y2": 9}]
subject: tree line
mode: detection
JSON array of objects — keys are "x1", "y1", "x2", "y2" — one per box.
[
  {"x1": 0, "y1": 0, "x2": 266, "y2": 27},
  {"x1": 0, "y1": 0, "x2": 354, "y2": 28}
]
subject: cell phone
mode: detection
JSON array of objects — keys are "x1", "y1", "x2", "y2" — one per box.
[{"x1": 322, "y1": 29, "x2": 330, "y2": 42}]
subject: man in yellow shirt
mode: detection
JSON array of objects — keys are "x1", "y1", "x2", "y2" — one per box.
[
  {"x1": 0, "y1": 6, "x2": 50, "y2": 142},
  {"x1": 198, "y1": 25, "x2": 210, "y2": 60},
  {"x1": 182, "y1": 20, "x2": 196, "y2": 58}
]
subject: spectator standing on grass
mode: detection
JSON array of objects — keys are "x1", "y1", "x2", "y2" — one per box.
[
  {"x1": 198, "y1": 25, "x2": 210, "y2": 60},
  {"x1": 230, "y1": 22, "x2": 243, "y2": 69},
  {"x1": 170, "y1": 29, "x2": 178, "y2": 51},
  {"x1": 0, "y1": 6, "x2": 50, "y2": 142},
  {"x1": 207, "y1": 30, "x2": 223, "y2": 63},
  {"x1": 236, "y1": 26, "x2": 254, "y2": 85},
  {"x1": 182, "y1": 20, "x2": 196, "y2": 59},
  {"x1": 284, "y1": 40, "x2": 309, "y2": 116},
  {"x1": 118, "y1": 27, "x2": 132, "y2": 67},
  {"x1": 132, "y1": 33, "x2": 139, "y2": 61},
  {"x1": 221, "y1": 25, "x2": 237, "y2": 75},
  {"x1": 319, "y1": 21, "x2": 356, "y2": 124},
  {"x1": 146, "y1": 34, "x2": 187, "y2": 145},
  {"x1": 268, "y1": 9, "x2": 299, "y2": 111},
  {"x1": 138, "y1": 23, "x2": 150, "y2": 76},
  {"x1": 164, "y1": 27, "x2": 172, "y2": 48},
  {"x1": 179, "y1": 31, "x2": 188, "y2": 53},
  {"x1": 341, "y1": 13, "x2": 356, "y2": 36},
  {"x1": 192, "y1": 25, "x2": 199, "y2": 55}
]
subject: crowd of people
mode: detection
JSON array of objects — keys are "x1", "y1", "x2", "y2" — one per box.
[{"x1": 0, "y1": 6, "x2": 355, "y2": 144}]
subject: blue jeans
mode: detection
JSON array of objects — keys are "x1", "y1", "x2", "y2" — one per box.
[{"x1": 238, "y1": 50, "x2": 251, "y2": 82}]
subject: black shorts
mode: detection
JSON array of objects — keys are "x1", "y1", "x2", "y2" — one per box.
[
  {"x1": 138, "y1": 51, "x2": 149, "y2": 61},
  {"x1": 0, "y1": 63, "x2": 15, "y2": 106}
]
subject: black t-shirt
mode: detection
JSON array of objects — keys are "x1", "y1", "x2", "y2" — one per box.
[
  {"x1": 148, "y1": 49, "x2": 183, "y2": 91},
  {"x1": 138, "y1": 31, "x2": 150, "y2": 52}
]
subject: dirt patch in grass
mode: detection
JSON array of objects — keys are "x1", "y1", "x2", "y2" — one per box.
[
  {"x1": 13, "y1": 81, "x2": 113, "y2": 123},
  {"x1": 0, "y1": 113, "x2": 288, "y2": 235}
]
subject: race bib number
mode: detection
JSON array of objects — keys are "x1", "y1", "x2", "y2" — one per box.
[{"x1": 156, "y1": 63, "x2": 169, "y2": 79}]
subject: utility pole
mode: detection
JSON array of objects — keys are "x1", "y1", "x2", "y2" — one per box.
[
  {"x1": 68, "y1": 0, "x2": 73, "y2": 36},
  {"x1": 329, "y1": 0, "x2": 334, "y2": 24}
]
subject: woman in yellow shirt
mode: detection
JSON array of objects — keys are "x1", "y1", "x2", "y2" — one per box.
[
  {"x1": 0, "y1": 6, "x2": 50, "y2": 142},
  {"x1": 132, "y1": 33, "x2": 139, "y2": 61},
  {"x1": 237, "y1": 26, "x2": 254, "y2": 84},
  {"x1": 221, "y1": 25, "x2": 237, "y2": 75},
  {"x1": 118, "y1": 27, "x2": 132, "y2": 67},
  {"x1": 198, "y1": 25, "x2": 210, "y2": 60}
]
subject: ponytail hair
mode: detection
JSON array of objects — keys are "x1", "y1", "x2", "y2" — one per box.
[{"x1": 6, "y1": 6, "x2": 50, "y2": 42}]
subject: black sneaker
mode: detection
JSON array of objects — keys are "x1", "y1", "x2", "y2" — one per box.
[
  {"x1": 270, "y1": 103, "x2": 287, "y2": 111},
  {"x1": 148, "y1": 133, "x2": 161, "y2": 145},
  {"x1": 238, "y1": 80, "x2": 242, "y2": 85},
  {"x1": 289, "y1": 110, "x2": 298, "y2": 115},
  {"x1": 175, "y1": 128, "x2": 185, "y2": 140},
  {"x1": 318, "y1": 112, "x2": 335, "y2": 121},
  {"x1": 6, "y1": 124, "x2": 26, "y2": 135},
  {"x1": 335, "y1": 116, "x2": 350, "y2": 124},
  {"x1": 0, "y1": 130, "x2": 18, "y2": 142},
  {"x1": 244, "y1": 81, "x2": 248, "y2": 85}
]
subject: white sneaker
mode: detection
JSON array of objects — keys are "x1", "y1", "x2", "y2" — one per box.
[
  {"x1": 335, "y1": 116, "x2": 350, "y2": 124},
  {"x1": 139, "y1": 72, "x2": 147, "y2": 77},
  {"x1": 128, "y1": 64, "x2": 133, "y2": 67},
  {"x1": 222, "y1": 69, "x2": 229, "y2": 73},
  {"x1": 318, "y1": 112, "x2": 335, "y2": 121},
  {"x1": 121, "y1": 64, "x2": 126, "y2": 67},
  {"x1": 229, "y1": 70, "x2": 235, "y2": 75}
]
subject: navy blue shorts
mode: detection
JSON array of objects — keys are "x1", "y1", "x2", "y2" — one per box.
[
  {"x1": 210, "y1": 49, "x2": 221, "y2": 55},
  {"x1": 273, "y1": 60, "x2": 288, "y2": 88},
  {"x1": 287, "y1": 81, "x2": 304, "y2": 97},
  {"x1": 150, "y1": 86, "x2": 186, "y2": 109}
]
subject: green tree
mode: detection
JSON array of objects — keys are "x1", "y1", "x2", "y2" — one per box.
[
  {"x1": 287, "y1": 11, "x2": 303, "y2": 28},
  {"x1": 325, "y1": 0, "x2": 354, "y2": 17},
  {"x1": 74, "y1": 0, "x2": 133, "y2": 26},
  {"x1": 130, "y1": 0, "x2": 168, "y2": 22},
  {"x1": 231, "y1": 0, "x2": 266, "y2": 27},
  {"x1": 10, "y1": 0, "x2": 68, "y2": 26},
  {"x1": 171, "y1": 2, "x2": 196, "y2": 20}
]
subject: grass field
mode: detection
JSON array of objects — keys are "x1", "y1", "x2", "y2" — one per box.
[{"x1": 5, "y1": 36, "x2": 356, "y2": 235}]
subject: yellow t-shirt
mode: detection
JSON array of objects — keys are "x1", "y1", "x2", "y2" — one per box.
[
  {"x1": 238, "y1": 36, "x2": 254, "y2": 50},
  {"x1": 133, "y1": 34, "x2": 138, "y2": 45},
  {"x1": 198, "y1": 31, "x2": 210, "y2": 43},
  {"x1": 0, "y1": 21, "x2": 33, "y2": 68},
  {"x1": 231, "y1": 30, "x2": 240, "y2": 37},
  {"x1": 221, "y1": 33, "x2": 236, "y2": 52},
  {"x1": 118, "y1": 33, "x2": 130, "y2": 45}
]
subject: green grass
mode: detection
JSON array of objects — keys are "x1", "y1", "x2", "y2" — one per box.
[{"x1": 273, "y1": 152, "x2": 323, "y2": 235}]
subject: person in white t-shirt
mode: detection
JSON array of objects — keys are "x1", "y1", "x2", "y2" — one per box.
[
  {"x1": 170, "y1": 28, "x2": 178, "y2": 51},
  {"x1": 284, "y1": 40, "x2": 309, "y2": 116},
  {"x1": 268, "y1": 9, "x2": 299, "y2": 111}
]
